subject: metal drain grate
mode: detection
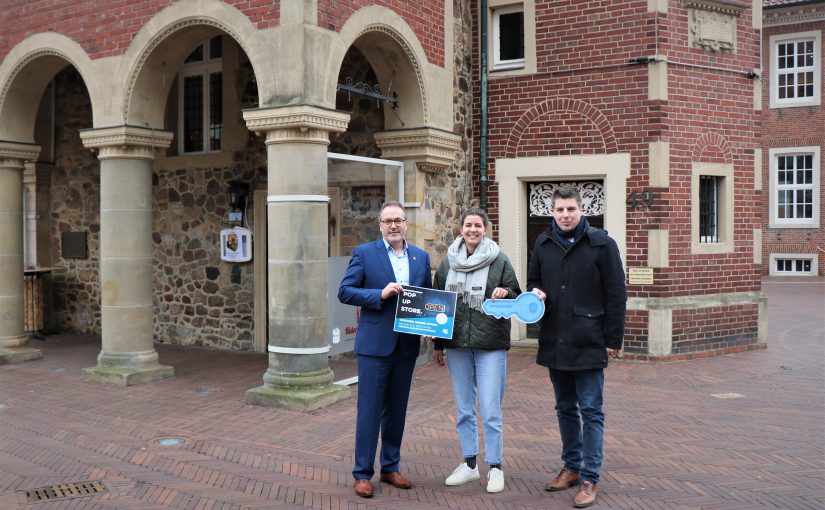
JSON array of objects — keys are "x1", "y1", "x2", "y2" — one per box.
[{"x1": 19, "y1": 480, "x2": 108, "y2": 503}]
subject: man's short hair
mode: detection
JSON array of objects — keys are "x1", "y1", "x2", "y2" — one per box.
[
  {"x1": 380, "y1": 201, "x2": 406, "y2": 218},
  {"x1": 551, "y1": 187, "x2": 582, "y2": 207}
]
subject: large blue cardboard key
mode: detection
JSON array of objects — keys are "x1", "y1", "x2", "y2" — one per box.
[{"x1": 482, "y1": 292, "x2": 545, "y2": 324}]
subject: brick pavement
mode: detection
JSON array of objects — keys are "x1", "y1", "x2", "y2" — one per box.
[{"x1": 1, "y1": 278, "x2": 823, "y2": 509}]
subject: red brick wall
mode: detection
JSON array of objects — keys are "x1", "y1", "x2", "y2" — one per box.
[
  {"x1": 623, "y1": 309, "x2": 649, "y2": 353},
  {"x1": 621, "y1": 305, "x2": 759, "y2": 356},
  {"x1": 474, "y1": 1, "x2": 762, "y2": 356},
  {"x1": 475, "y1": 1, "x2": 761, "y2": 295},
  {"x1": 317, "y1": 0, "x2": 446, "y2": 66},
  {"x1": 0, "y1": 1, "x2": 281, "y2": 61},
  {"x1": 671, "y1": 305, "x2": 759, "y2": 353},
  {"x1": 761, "y1": 19, "x2": 825, "y2": 276}
]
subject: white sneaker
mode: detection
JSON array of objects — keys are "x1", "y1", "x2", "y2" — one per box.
[
  {"x1": 486, "y1": 467, "x2": 504, "y2": 493},
  {"x1": 445, "y1": 463, "x2": 480, "y2": 486}
]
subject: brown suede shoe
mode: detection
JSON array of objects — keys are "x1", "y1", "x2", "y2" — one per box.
[
  {"x1": 354, "y1": 479, "x2": 373, "y2": 498},
  {"x1": 545, "y1": 468, "x2": 580, "y2": 491},
  {"x1": 380, "y1": 471, "x2": 413, "y2": 489},
  {"x1": 573, "y1": 481, "x2": 597, "y2": 508}
]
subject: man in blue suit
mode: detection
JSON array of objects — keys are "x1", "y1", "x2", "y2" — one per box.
[{"x1": 338, "y1": 201, "x2": 432, "y2": 498}]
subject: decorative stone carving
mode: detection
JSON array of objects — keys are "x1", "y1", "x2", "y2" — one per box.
[
  {"x1": 374, "y1": 128, "x2": 461, "y2": 173},
  {"x1": 685, "y1": 0, "x2": 747, "y2": 53},
  {"x1": 763, "y1": 2, "x2": 825, "y2": 28},
  {"x1": 0, "y1": 141, "x2": 41, "y2": 167},
  {"x1": 529, "y1": 181, "x2": 604, "y2": 217},
  {"x1": 243, "y1": 105, "x2": 350, "y2": 145},
  {"x1": 79, "y1": 125, "x2": 173, "y2": 160}
]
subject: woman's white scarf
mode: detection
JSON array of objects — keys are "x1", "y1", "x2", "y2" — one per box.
[{"x1": 445, "y1": 236, "x2": 500, "y2": 311}]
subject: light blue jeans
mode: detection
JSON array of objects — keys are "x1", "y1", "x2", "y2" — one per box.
[{"x1": 446, "y1": 347, "x2": 507, "y2": 465}]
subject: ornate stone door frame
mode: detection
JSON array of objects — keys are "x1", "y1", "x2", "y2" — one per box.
[{"x1": 496, "y1": 153, "x2": 631, "y2": 340}]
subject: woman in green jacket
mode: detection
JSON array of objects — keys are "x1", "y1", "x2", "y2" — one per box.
[{"x1": 432, "y1": 208, "x2": 521, "y2": 493}]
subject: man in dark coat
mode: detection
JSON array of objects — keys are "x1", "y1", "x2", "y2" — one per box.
[{"x1": 527, "y1": 187, "x2": 626, "y2": 508}]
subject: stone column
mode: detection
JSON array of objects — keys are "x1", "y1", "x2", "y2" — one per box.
[
  {"x1": 243, "y1": 105, "x2": 351, "y2": 411},
  {"x1": 0, "y1": 142, "x2": 43, "y2": 364},
  {"x1": 79, "y1": 126, "x2": 174, "y2": 386}
]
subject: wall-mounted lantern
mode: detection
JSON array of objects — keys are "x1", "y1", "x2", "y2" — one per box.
[{"x1": 226, "y1": 180, "x2": 250, "y2": 224}]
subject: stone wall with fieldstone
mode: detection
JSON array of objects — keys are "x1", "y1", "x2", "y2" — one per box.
[
  {"x1": 151, "y1": 42, "x2": 265, "y2": 351},
  {"x1": 151, "y1": 163, "x2": 259, "y2": 350},
  {"x1": 425, "y1": 0, "x2": 474, "y2": 267},
  {"x1": 49, "y1": 66, "x2": 101, "y2": 334}
]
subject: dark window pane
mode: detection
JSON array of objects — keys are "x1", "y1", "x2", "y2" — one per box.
[
  {"x1": 209, "y1": 72, "x2": 223, "y2": 151},
  {"x1": 183, "y1": 75, "x2": 204, "y2": 153},
  {"x1": 803, "y1": 260, "x2": 812, "y2": 272},
  {"x1": 498, "y1": 11, "x2": 524, "y2": 61},
  {"x1": 699, "y1": 175, "x2": 718, "y2": 242},
  {"x1": 185, "y1": 45, "x2": 204, "y2": 63},
  {"x1": 210, "y1": 36, "x2": 223, "y2": 60}
]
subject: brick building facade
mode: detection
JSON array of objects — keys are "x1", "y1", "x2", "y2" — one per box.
[
  {"x1": 476, "y1": 0, "x2": 766, "y2": 360},
  {"x1": 0, "y1": 0, "x2": 781, "y2": 405},
  {"x1": 761, "y1": 0, "x2": 825, "y2": 276}
]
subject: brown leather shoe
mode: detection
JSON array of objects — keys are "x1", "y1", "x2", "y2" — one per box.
[
  {"x1": 380, "y1": 471, "x2": 413, "y2": 489},
  {"x1": 573, "y1": 481, "x2": 597, "y2": 508},
  {"x1": 545, "y1": 467, "x2": 580, "y2": 491},
  {"x1": 354, "y1": 479, "x2": 373, "y2": 498}
]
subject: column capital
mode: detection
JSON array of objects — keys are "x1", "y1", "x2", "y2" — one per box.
[
  {"x1": 79, "y1": 125, "x2": 173, "y2": 160},
  {"x1": 243, "y1": 105, "x2": 350, "y2": 146},
  {"x1": 374, "y1": 127, "x2": 461, "y2": 173},
  {"x1": 0, "y1": 141, "x2": 41, "y2": 168}
]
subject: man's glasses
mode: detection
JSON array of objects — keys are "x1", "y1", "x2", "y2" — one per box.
[{"x1": 380, "y1": 218, "x2": 407, "y2": 227}]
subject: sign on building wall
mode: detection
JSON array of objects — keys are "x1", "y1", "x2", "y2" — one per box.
[{"x1": 220, "y1": 228, "x2": 252, "y2": 263}]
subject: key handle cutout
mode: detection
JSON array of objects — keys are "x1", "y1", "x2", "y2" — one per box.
[{"x1": 482, "y1": 292, "x2": 545, "y2": 324}]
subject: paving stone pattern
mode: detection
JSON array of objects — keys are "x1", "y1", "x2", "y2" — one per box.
[{"x1": 1, "y1": 279, "x2": 823, "y2": 509}]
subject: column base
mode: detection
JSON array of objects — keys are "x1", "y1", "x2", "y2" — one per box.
[
  {"x1": 0, "y1": 346, "x2": 43, "y2": 364},
  {"x1": 82, "y1": 364, "x2": 174, "y2": 387},
  {"x1": 246, "y1": 382, "x2": 351, "y2": 412}
]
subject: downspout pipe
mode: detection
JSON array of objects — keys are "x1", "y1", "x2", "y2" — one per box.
[{"x1": 479, "y1": 0, "x2": 489, "y2": 211}]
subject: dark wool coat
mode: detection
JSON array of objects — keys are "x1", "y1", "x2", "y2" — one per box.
[
  {"x1": 527, "y1": 222, "x2": 627, "y2": 370},
  {"x1": 433, "y1": 252, "x2": 522, "y2": 351}
]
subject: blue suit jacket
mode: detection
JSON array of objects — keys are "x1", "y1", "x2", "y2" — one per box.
[{"x1": 338, "y1": 239, "x2": 432, "y2": 358}]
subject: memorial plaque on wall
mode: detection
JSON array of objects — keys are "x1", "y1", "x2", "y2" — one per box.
[
  {"x1": 61, "y1": 232, "x2": 87, "y2": 259},
  {"x1": 628, "y1": 267, "x2": 654, "y2": 285},
  {"x1": 350, "y1": 186, "x2": 384, "y2": 215}
]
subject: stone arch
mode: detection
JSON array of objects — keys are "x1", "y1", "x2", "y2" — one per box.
[
  {"x1": 327, "y1": 5, "x2": 430, "y2": 129},
  {"x1": 118, "y1": 0, "x2": 267, "y2": 128},
  {"x1": 692, "y1": 131, "x2": 733, "y2": 164},
  {"x1": 0, "y1": 32, "x2": 96, "y2": 142},
  {"x1": 505, "y1": 98, "x2": 618, "y2": 158}
]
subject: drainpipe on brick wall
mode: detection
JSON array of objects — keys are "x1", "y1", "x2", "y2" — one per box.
[{"x1": 479, "y1": 0, "x2": 489, "y2": 211}]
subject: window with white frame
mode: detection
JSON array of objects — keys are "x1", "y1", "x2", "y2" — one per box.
[
  {"x1": 769, "y1": 146, "x2": 820, "y2": 229},
  {"x1": 770, "y1": 253, "x2": 817, "y2": 276},
  {"x1": 770, "y1": 31, "x2": 821, "y2": 108},
  {"x1": 179, "y1": 36, "x2": 223, "y2": 154},
  {"x1": 492, "y1": 4, "x2": 525, "y2": 70}
]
